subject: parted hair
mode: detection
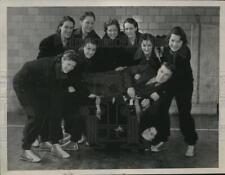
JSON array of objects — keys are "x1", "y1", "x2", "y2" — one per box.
[
  {"x1": 60, "y1": 50, "x2": 82, "y2": 65},
  {"x1": 56, "y1": 16, "x2": 75, "y2": 33},
  {"x1": 123, "y1": 18, "x2": 139, "y2": 32},
  {"x1": 104, "y1": 18, "x2": 120, "y2": 33},
  {"x1": 80, "y1": 11, "x2": 96, "y2": 21},
  {"x1": 167, "y1": 26, "x2": 188, "y2": 45}
]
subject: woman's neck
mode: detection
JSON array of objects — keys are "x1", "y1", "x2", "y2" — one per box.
[
  {"x1": 129, "y1": 35, "x2": 136, "y2": 45},
  {"x1": 61, "y1": 34, "x2": 68, "y2": 46},
  {"x1": 82, "y1": 28, "x2": 88, "y2": 39},
  {"x1": 145, "y1": 52, "x2": 152, "y2": 60}
]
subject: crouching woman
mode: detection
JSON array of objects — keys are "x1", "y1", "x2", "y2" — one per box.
[{"x1": 13, "y1": 50, "x2": 90, "y2": 162}]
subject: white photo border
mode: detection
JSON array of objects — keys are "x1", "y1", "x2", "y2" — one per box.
[{"x1": 1, "y1": 0, "x2": 225, "y2": 174}]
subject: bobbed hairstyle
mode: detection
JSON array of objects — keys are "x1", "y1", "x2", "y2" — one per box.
[
  {"x1": 61, "y1": 50, "x2": 82, "y2": 65},
  {"x1": 83, "y1": 37, "x2": 98, "y2": 48},
  {"x1": 56, "y1": 16, "x2": 75, "y2": 33},
  {"x1": 80, "y1": 11, "x2": 96, "y2": 21},
  {"x1": 123, "y1": 18, "x2": 139, "y2": 32},
  {"x1": 162, "y1": 62, "x2": 176, "y2": 73},
  {"x1": 104, "y1": 18, "x2": 120, "y2": 33},
  {"x1": 140, "y1": 33, "x2": 156, "y2": 50},
  {"x1": 167, "y1": 26, "x2": 188, "y2": 45}
]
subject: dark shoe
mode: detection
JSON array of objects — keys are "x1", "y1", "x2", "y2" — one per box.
[{"x1": 20, "y1": 150, "x2": 41, "y2": 163}]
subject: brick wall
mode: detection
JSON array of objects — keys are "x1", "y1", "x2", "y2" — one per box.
[{"x1": 7, "y1": 6, "x2": 219, "y2": 114}]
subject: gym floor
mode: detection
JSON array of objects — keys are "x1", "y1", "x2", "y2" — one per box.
[{"x1": 7, "y1": 112, "x2": 218, "y2": 170}]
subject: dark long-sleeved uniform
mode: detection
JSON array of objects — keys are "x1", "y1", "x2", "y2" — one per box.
[
  {"x1": 161, "y1": 45, "x2": 198, "y2": 145},
  {"x1": 100, "y1": 32, "x2": 129, "y2": 71},
  {"x1": 37, "y1": 33, "x2": 74, "y2": 59},
  {"x1": 13, "y1": 56, "x2": 90, "y2": 149},
  {"x1": 124, "y1": 32, "x2": 143, "y2": 66}
]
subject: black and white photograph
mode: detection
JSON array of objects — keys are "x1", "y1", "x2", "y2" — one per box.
[{"x1": 0, "y1": 0, "x2": 224, "y2": 174}]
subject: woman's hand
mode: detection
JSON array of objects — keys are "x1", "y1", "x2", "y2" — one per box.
[
  {"x1": 95, "y1": 96, "x2": 101, "y2": 105},
  {"x1": 95, "y1": 96, "x2": 101, "y2": 119},
  {"x1": 68, "y1": 86, "x2": 76, "y2": 93},
  {"x1": 134, "y1": 73, "x2": 141, "y2": 80},
  {"x1": 127, "y1": 87, "x2": 136, "y2": 98},
  {"x1": 145, "y1": 77, "x2": 156, "y2": 85},
  {"x1": 115, "y1": 66, "x2": 127, "y2": 71},
  {"x1": 141, "y1": 98, "x2": 150, "y2": 109},
  {"x1": 88, "y1": 93, "x2": 97, "y2": 98},
  {"x1": 150, "y1": 92, "x2": 160, "y2": 101}
]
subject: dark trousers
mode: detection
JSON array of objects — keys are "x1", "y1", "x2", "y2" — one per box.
[
  {"x1": 139, "y1": 105, "x2": 169, "y2": 145},
  {"x1": 165, "y1": 84, "x2": 198, "y2": 145},
  {"x1": 22, "y1": 112, "x2": 49, "y2": 150},
  {"x1": 13, "y1": 86, "x2": 50, "y2": 150},
  {"x1": 156, "y1": 100, "x2": 171, "y2": 143},
  {"x1": 63, "y1": 110, "x2": 85, "y2": 142},
  {"x1": 49, "y1": 93, "x2": 82, "y2": 144}
]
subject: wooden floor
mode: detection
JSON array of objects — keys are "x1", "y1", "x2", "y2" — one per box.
[{"x1": 6, "y1": 112, "x2": 218, "y2": 171}]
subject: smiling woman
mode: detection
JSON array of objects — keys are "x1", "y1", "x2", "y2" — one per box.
[
  {"x1": 37, "y1": 16, "x2": 76, "y2": 59},
  {"x1": 71, "y1": 11, "x2": 100, "y2": 51}
]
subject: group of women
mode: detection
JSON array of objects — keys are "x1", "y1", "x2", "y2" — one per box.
[{"x1": 14, "y1": 10, "x2": 198, "y2": 163}]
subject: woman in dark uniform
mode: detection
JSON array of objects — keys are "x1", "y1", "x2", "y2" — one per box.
[
  {"x1": 100, "y1": 18, "x2": 129, "y2": 71},
  {"x1": 161, "y1": 26, "x2": 198, "y2": 157},
  {"x1": 37, "y1": 16, "x2": 75, "y2": 59},
  {"x1": 123, "y1": 18, "x2": 143, "y2": 66},
  {"x1": 13, "y1": 50, "x2": 87, "y2": 162},
  {"x1": 71, "y1": 11, "x2": 100, "y2": 51}
]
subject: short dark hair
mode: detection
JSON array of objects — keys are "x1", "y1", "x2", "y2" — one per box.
[
  {"x1": 123, "y1": 18, "x2": 139, "y2": 32},
  {"x1": 80, "y1": 11, "x2": 96, "y2": 21},
  {"x1": 61, "y1": 50, "x2": 82, "y2": 64},
  {"x1": 56, "y1": 16, "x2": 75, "y2": 33},
  {"x1": 167, "y1": 26, "x2": 188, "y2": 45},
  {"x1": 83, "y1": 37, "x2": 98, "y2": 47},
  {"x1": 140, "y1": 33, "x2": 156, "y2": 49},
  {"x1": 104, "y1": 18, "x2": 120, "y2": 33},
  {"x1": 162, "y1": 62, "x2": 176, "y2": 72}
]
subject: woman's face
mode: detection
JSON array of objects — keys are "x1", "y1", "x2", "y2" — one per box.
[
  {"x1": 155, "y1": 65, "x2": 172, "y2": 84},
  {"x1": 84, "y1": 43, "x2": 97, "y2": 59},
  {"x1": 141, "y1": 40, "x2": 153, "y2": 56},
  {"x1": 169, "y1": 34, "x2": 183, "y2": 52},
  {"x1": 61, "y1": 59, "x2": 76, "y2": 73},
  {"x1": 106, "y1": 24, "x2": 119, "y2": 40},
  {"x1": 60, "y1": 20, "x2": 74, "y2": 39},
  {"x1": 124, "y1": 22, "x2": 137, "y2": 39},
  {"x1": 81, "y1": 16, "x2": 95, "y2": 34}
]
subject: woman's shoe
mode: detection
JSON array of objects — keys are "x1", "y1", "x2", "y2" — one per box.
[
  {"x1": 51, "y1": 144, "x2": 70, "y2": 159},
  {"x1": 31, "y1": 139, "x2": 40, "y2": 147},
  {"x1": 62, "y1": 141, "x2": 79, "y2": 151},
  {"x1": 39, "y1": 141, "x2": 53, "y2": 151},
  {"x1": 185, "y1": 145, "x2": 195, "y2": 157},
  {"x1": 77, "y1": 135, "x2": 86, "y2": 144},
  {"x1": 20, "y1": 150, "x2": 41, "y2": 163}
]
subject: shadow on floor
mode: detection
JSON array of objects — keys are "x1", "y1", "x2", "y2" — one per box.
[{"x1": 7, "y1": 127, "x2": 218, "y2": 170}]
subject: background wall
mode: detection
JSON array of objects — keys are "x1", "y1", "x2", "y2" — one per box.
[{"x1": 7, "y1": 6, "x2": 219, "y2": 114}]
